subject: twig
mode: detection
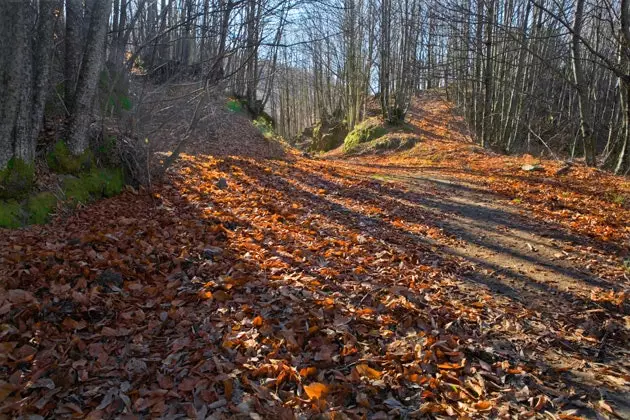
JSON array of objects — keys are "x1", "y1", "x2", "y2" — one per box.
[{"x1": 525, "y1": 125, "x2": 561, "y2": 161}]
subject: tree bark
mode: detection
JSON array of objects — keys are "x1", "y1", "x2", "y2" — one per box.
[
  {"x1": 67, "y1": 0, "x2": 113, "y2": 155},
  {"x1": 571, "y1": 0, "x2": 596, "y2": 166}
]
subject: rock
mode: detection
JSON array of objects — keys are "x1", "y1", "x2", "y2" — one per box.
[
  {"x1": 216, "y1": 178, "x2": 228, "y2": 190},
  {"x1": 555, "y1": 163, "x2": 572, "y2": 176},
  {"x1": 521, "y1": 164, "x2": 543, "y2": 172},
  {"x1": 308, "y1": 120, "x2": 348, "y2": 152},
  {"x1": 203, "y1": 246, "x2": 223, "y2": 260},
  {"x1": 97, "y1": 269, "x2": 123, "y2": 291}
]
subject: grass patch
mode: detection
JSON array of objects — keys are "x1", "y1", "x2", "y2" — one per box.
[
  {"x1": 606, "y1": 192, "x2": 627, "y2": 206},
  {"x1": 371, "y1": 174, "x2": 395, "y2": 182},
  {"x1": 26, "y1": 192, "x2": 58, "y2": 225}
]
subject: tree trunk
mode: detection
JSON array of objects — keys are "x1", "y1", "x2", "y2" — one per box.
[
  {"x1": 0, "y1": 1, "x2": 56, "y2": 169},
  {"x1": 65, "y1": 0, "x2": 83, "y2": 110},
  {"x1": 67, "y1": 0, "x2": 113, "y2": 155},
  {"x1": 482, "y1": 0, "x2": 494, "y2": 148},
  {"x1": 571, "y1": 0, "x2": 596, "y2": 166}
]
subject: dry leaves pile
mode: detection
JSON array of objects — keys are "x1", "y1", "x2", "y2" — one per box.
[
  {"x1": 1, "y1": 150, "x2": 628, "y2": 419},
  {"x1": 1, "y1": 94, "x2": 629, "y2": 418}
]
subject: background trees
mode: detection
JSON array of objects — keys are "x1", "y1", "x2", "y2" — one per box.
[
  {"x1": 443, "y1": 0, "x2": 630, "y2": 174},
  {"x1": 1, "y1": 0, "x2": 630, "y2": 183}
]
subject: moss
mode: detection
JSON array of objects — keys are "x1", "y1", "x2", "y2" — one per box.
[
  {"x1": 343, "y1": 119, "x2": 388, "y2": 153},
  {"x1": 313, "y1": 122, "x2": 322, "y2": 139},
  {"x1": 47, "y1": 141, "x2": 93, "y2": 174},
  {"x1": 0, "y1": 200, "x2": 23, "y2": 228},
  {"x1": 226, "y1": 98, "x2": 244, "y2": 113},
  {"x1": 97, "y1": 168, "x2": 124, "y2": 197},
  {"x1": 1, "y1": 162, "x2": 124, "y2": 229},
  {"x1": 253, "y1": 117, "x2": 274, "y2": 139},
  {"x1": 0, "y1": 158, "x2": 35, "y2": 199},
  {"x1": 345, "y1": 135, "x2": 418, "y2": 156},
  {"x1": 63, "y1": 168, "x2": 124, "y2": 204},
  {"x1": 26, "y1": 192, "x2": 58, "y2": 225},
  {"x1": 63, "y1": 176, "x2": 91, "y2": 204}
]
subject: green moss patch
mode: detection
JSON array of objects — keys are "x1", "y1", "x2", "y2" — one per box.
[
  {"x1": 26, "y1": 192, "x2": 58, "y2": 225},
  {"x1": 346, "y1": 135, "x2": 419, "y2": 156},
  {"x1": 47, "y1": 141, "x2": 93, "y2": 174},
  {"x1": 0, "y1": 152, "x2": 125, "y2": 229},
  {"x1": 253, "y1": 116, "x2": 275, "y2": 139},
  {"x1": 0, "y1": 200, "x2": 23, "y2": 228},
  {"x1": 63, "y1": 168, "x2": 124, "y2": 204},
  {"x1": 343, "y1": 119, "x2": 388, "y2": 153},
  {"x1": 226, "y1": 98, "x2": 244, "y2": 113},
  {"x1": 0, "y1": 158, "x2": 35, "y2": 199}
]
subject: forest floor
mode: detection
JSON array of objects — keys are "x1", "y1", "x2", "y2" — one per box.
[{"x1": 1, "y1": 94, "x2": 629, "y2": 419}]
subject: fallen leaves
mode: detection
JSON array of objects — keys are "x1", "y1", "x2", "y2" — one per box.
[{"x1": 0, "y1": 111, "x2": 629, "y2": 418}]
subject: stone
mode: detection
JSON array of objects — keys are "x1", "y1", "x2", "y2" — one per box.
[
  {"x1": 97, "y1": 269, "x2": 123, "y2": 291},
  {"x1": 203, "y1": 246, "x2": 223, "y2": 260},
  {"x1": 216, "y1": 178, "x2": 228, "y2": 190}
]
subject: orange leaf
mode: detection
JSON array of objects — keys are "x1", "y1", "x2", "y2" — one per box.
[
  {"x1": 0, "y1": 382, "x2": 15, "y2": 404},
  {"x1": 303, "y1": 382, "x2": 329, "y2": 400},
  {"x1": 199, "y1": 290, "x2": 213, "y2": 299},
  {"x1": 437, "y1": 361, "x2": 464, "y2": 370},
  {"x1": 473, "y1": 400, "x2": 494, "y2": 411},
  {"x1": 252, "y1": 316, "x2": 264, "y2": 327},
  {"x1": 299, "y1": 367, "x2": 317, "y2": 378},
  {"x1": 355, "y1": 364, "x2": 382, "y2": 379},
  {"x1": 223, "y1": 379, "x2": 233, "y2": 401}
]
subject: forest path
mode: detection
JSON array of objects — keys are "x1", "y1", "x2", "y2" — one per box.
[
  {"x1": 1, "y1": 95, "x2": 629, "y2": 418},
  {"x1": 338, "y1": 162, "x2": 630, "y2": 416},
  {"x1": 329, "y1": 92, "x2": 630, "y2": 417}
]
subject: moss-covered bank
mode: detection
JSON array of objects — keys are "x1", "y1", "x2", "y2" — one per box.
[
  {"x1": 0, "y1": 158, "x2": 35, "y2": 199},
  {"x1": 343, "y1": 119, "x2": 389, "y2": 153},
  {"x1": 0, "y1": 141, "x2": 126, "y2": 229}
]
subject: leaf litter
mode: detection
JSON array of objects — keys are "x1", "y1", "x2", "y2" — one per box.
[{"x1": 1, "y1": 97, "x2": 630, "y2": 419}]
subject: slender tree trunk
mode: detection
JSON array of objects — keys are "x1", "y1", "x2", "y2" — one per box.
[
  {"x1": 482, "y1": 0, "x2": 494, "y2": 147},
  {"x1": 67, "y1": 0, "x2": 113, "y2": 155},
  {"x1": 65, "y1": 0, "x2": 83, "y2": 110},
  {"x1": 571, "y1": 0, "x2": 596, "y2": 166}
]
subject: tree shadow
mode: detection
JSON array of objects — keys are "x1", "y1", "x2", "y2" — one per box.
[
  {"x1": 167, "y1": 155, "x2": 630, "y2": 417},
  {"x1": 280, "y1": 163, "x2": 625, "y2": 296}
]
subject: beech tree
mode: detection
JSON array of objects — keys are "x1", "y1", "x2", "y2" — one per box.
[
  {"x1": 2, "y1": 0, "x2": 630, "y2": 177},
  {"x1": 0, "y1": 1, "x2": 57, "y2": 170}
]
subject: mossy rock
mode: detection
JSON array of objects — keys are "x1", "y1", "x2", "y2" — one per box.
[
  {"x1": 26, "y1": 192, "x2": 58, "y2": 225},
  {"x1": 343, "y1": 119, "x2": 388, "y2": 153},
  {"x1": 63, "y1": 168, "x2": 124, "y2": 204},
  {"x1": 47, "y1": 141, "x2": 93, "y2": 174},
  {"x1": 0, "y1": 158, "x2": 35, "y2": 199},
  {"x1": 349, "y1": 135, "x2": 419, "y2": 155},
  {"x1": 0, "y1": 200, "x2": 23, "y2": 228},
  {"x1": 309, "y1": 121, "x2": 348, "y2": 152}
]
